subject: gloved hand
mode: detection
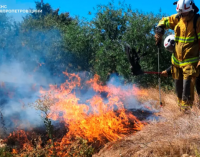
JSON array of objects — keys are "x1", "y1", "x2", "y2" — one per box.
[
  {"x1": 154, "y1": 26, "x2": 164, "y2": 46},
  {"x1": 161, "y1": 70, "x2": 168, "y2": 77},
  {"x1": 154, "y1": 33, "x2": 163, "y2": 46}
]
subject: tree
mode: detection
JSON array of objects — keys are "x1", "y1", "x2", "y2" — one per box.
[
  {"x1": 89, "y1": 2, "x2": 173, "y2": 88},
  {"x1": 124, "y1": 11, "x2": 173, "y2": 88},
  {"x1": 18, "y1": 2, "x2": 77, "y2": 75},
  {"x1": 90, "y1": 2, "x2": 130, "y2": 83}
]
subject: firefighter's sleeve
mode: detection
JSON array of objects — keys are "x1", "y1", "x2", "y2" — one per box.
[
  {"x1": 157, "y1": 14, "x2": 179, "y2": 30},
  {"x1": 197, "y1": 17, "x2": 200, "y2": 58},
  {"x1": 166, "y1": 66, "x2": 172, "y2": 76}
]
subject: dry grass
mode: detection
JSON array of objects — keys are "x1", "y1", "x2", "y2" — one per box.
[{"x1": 93, "y1": 88, "x2": 200, "y2": 157}]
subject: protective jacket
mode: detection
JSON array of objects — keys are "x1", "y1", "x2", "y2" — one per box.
[{"x1": 157, "y1": 13, "x2": 200, "y2": 67}]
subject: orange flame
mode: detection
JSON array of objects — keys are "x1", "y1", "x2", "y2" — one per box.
[
  {"x1": 12, "y1": 149, "x2": 18, "y2": 154},
  {"x1": 6, "y1": 130, "x2": 33, "y2": 152},
  {"x1": 3, "y1": 72, "x2": 149, "y2": 156},
  {"x1": 40, "y1": 72, "x2": 146, "y2": 148}
]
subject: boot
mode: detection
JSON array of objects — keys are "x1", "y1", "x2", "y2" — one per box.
[
  {"x1": 196, "y1": 75, "x2": 200, "y2": 95},
  {"x1": 180, "y1": 101, "x2": 193, "y2": 114},
  {"x1": 175, "y1": 79, "x2": 183, "y2": 110}
]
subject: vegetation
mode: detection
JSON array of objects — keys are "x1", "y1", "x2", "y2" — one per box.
[
  {"x1": 93, "y1": 90, "x2": 200, "y2": 157},
  {"x1": 1, "y1": 1, "x2": 196, "y2": 157},
  {"x1": 0, "y1": 1, "x2": 173, "y2": 87}
]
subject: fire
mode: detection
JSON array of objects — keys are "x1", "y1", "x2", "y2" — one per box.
[
  {"x1": 5, "y1": 130, "x2": 33, "y2": 152},
  {"x1": 4, "y1": 72, "x2": 148, "y2": 156},
  {"x1": 40, "y1": 72, "x2": 146, "y2": 146},
  {"x1": 12, "y1": 149, "x2": 18, "y2": 154},
  {"x1": 87, "y1": 74, "x2": 147, "y2": 98}
]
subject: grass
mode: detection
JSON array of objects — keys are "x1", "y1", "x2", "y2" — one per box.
[
  {"x1": 0, "y1": 147, "x2": 12, "y2": 157},
  {"x1": 93, "y1": 88, "x2": 200, "y2": 157},
  {"x1": 1, "y1": 88, "x2": 200, "y2": 157}
]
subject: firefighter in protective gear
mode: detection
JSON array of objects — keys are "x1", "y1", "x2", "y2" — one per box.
[
  {"x1": 161, "y1": 34, "x2": 200, "y2": 108},
  {"x1": 161, "y1": 35, "x2": 175, "y2": 77},
  {"x1": 155, "y1": 0, "x2": 200, "y2": 113}
]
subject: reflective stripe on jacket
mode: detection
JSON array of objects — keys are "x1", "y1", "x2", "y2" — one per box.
[
  {"x1": 158, "y1": 14, "x2": 200, "y2": 66},
  {"x1": 171, "y1": 53, "x2": 199, "y2": 67}
]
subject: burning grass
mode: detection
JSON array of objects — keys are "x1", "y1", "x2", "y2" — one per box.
[
  {"x1": 94, "y1": 89, "x2": 200, "y2": 157},
  {"x1": 1, "y1": 72, "x2": 200, "y2": 157},
  {"x1": 3, "y1": 72, "x2": 200, "y2": 157},
  {"x1": 0, "y1": 72, "x2": 149, "y2": 156}
]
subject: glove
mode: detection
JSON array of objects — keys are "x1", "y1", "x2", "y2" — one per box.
[
  {"x1": 154, "y1": 33, "x2": 163, "y2": 46},
  {"x1": 154, "y1": 26, "x2": 164, "y2": 46},
  {"x1": 161, "y1": 70, "x2": 168, "y2": 77}
]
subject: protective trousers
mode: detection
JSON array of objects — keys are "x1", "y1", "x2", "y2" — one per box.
[
  {"x1": 196, "y1": 74, "x2": 200, "y2": 96},
  {"x1": 172, "y1": 64, "x2": 199, "y2": 109}
]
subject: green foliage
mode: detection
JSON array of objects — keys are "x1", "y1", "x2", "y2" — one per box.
[
  {"x1": 0, "y1": 0, "x2": 174, "y2": 88},
  {"x1": 22, "y1": 1, "x2": 73, "y2": 29},
  {"x1": 194, "y1": 145, "x2": 200, "y2": 157},
  {"x1": 62, "y1": 19, "x2": 94, "y2": 72},
  {"x1": 67, "y1": 138, "x2": 94, "y2": 157},
  {"x1": 18, "y1": 2, "x2": 75, "y2": 75},
  {"x1": 89, "y1": 2, "x2": 173, "y2": 88},
  {"x1": 32, "y1": 94, "x2": 54, "y2": 145},
  {"x1": 44, "y1": 116, "x2": 54, "y2": 145},
  {"x1": 0, "y1": 147, "x2": 12, "y2": 157},
  {"x1": 123, "y1": 11, "x2": 173, "y2": 87},
  {"x1": 90, "y1": 2, "x2": 131, "y2": 83},
  {"x1": 0, "y1": 110, "x2": 7, "y2": 137},
  {"x1": 18, "y1": 1, "x2": 94, "y2": 75}
]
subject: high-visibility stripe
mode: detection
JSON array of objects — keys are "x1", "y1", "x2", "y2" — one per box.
[
  {"x1": 171, "y1": 54, "x2": 199, "y2": 67},
  {"x1": 158, "y1": 17, "x2": 170, "y2": 28},
  {"x1": 175, "y1": 36, "x2": 195, "y2": 43}
]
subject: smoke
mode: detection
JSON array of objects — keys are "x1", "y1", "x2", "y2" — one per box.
[
  {"x1": 0, "y1": 59, "x2": 56, "y2": 134},
  {"x1": 64, "y1": 72, "x2": 159, "y2": 122},
  {"x1": 0, "y1": 26, "x2": 69, "y2": 134},
  {"x1": 0, "y1": 16, "x2": 158, "y2": 136},
  {"x1": 106, "y1": 73, "x2": 159, "y2": 120}
]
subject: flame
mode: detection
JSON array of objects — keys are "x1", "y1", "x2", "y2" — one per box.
[
  {"x1": 12, "y1": 149, "x2": 18, "y2": 154},
  {"x1": 4, "y1": 72, "x2": 148, "y2": 156},
  {"x1": 39, "y1": 72, "x2": 146, "y2": 154},
  {"x1": 6, "y1": 130, "x2": 33, "y2": 152}
]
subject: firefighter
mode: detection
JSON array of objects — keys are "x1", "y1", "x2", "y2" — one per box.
[
  {"x1": 155, "y1": 0, "x2": 200, "y2": 113},
  {"x1": 162, "y1": 34, "x2": 200, "y2": 108},
  {"x1": 161, "y1": 35, "x2": 175, "y2": 77}
]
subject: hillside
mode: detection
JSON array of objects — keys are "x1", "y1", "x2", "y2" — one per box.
[
  {"x1": 1, "y1": 85, "x2": 200, "y2": 157},
  {"x1": 93, "y1": 89, "x2": 200, "y2": 157}
]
